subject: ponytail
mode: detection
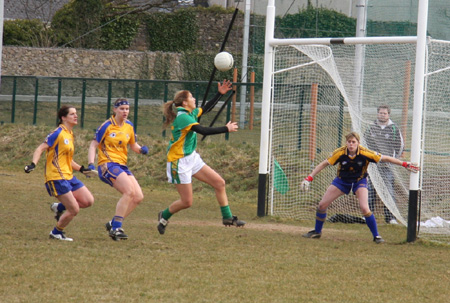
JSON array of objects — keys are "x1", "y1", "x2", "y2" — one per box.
[
  {"x1": 162, "y1": 90, "x2": 191, "y2": 129},
  {"x1": 163, "y1": 101, "x2": 177, "y2": 128}
]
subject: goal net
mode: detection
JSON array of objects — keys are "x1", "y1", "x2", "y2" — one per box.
[{"x1": 267, "y1": 39, "x2": 450, "y2": 244}]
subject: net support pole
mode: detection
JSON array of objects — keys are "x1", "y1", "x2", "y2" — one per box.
[
  {"x1": 239, "y1": 0, "x2": 251, "y2": 128},
  {"x1": 353, "y1": 0, "x2": 368, "y2": 131},
  {"x1": 257, "y1": 0, "x2": 275, "y2": 217},
  {"x1": 309, "y1": 83, "x2": 318, "y2": 169},
  {"x1": 401, "y1": 60, "x2": 411, "y2": 157},
  {"x1": 407, "y1": 0, "x2": 428, "y2": 242}
]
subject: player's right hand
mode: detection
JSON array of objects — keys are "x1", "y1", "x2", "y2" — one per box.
[
  {"x1": 301, "y1": 176, "x2": 313, "y2": 191},
  {"x1": 88, "y1": 164, "x2": 96, "y2": 171},
  {"x1": 24, "y1": 162, "x2": 36, "y2": 173}
]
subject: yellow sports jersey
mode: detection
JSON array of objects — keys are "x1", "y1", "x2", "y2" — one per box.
[
  {"x1": 327, "y1": 145, "x2": 382, "y2": 183},
  {"x1": 94, "y1": 115, "x2": 136, "y2": 165},
  {"x1": 44, "y1": 124, "x2": 74, "y2": 182}
]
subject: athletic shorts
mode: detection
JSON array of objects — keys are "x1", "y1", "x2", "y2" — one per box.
[
  {"x1": 45, "y1": 176, "x2": 84, "y2": 197},
  {"x1": 167, "y1": 151, "x2": 205, "y2": 184},
  {"x1": 99, "y1": 163, "x2": 133, "y2": 187},
  {"x1": 331, "y1": 177, "x2": 367, "y2": 195}
]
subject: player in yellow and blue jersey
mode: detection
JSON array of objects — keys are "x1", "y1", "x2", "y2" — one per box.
[
  {"x1": 300, "y1": 132, "x2": 419, "y2": 243},
  {"x1": 88, "y1": 98, "x2": 149, "y2": 241},
  {"x1": 157, "y1": 80, "x2": 245, "y2": 235},
  {"x1": 24, "y1": 105, "x2": 95, "y2": 241}
]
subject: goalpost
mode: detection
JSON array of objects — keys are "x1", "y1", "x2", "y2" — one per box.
[{"x1": 258, "y1": 0, "x2": 450, "y2": 244}]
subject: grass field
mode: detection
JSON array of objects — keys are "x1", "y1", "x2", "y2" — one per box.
[{"x1": 1, "y1": 124, "x2": 449, "y2": 303}]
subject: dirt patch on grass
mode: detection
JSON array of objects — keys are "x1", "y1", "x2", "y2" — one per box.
[{"x1": 168, "y1": 219, "x2": 356, "y2": 236}]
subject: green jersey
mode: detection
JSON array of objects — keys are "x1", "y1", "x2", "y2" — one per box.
[{"x1": 167, "y1": 107, "x2": 202, "y2": 162}]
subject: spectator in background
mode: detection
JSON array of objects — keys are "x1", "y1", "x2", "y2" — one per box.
[{"x1": 365, "y1": 105, "x2": 404, "y2": 224}]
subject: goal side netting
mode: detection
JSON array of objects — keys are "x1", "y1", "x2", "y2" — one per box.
[{"x1": 266, "y1": 40, "x2": 450, "y2": 244}]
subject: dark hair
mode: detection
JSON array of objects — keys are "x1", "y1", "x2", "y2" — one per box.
[
  {"x1": 377, "y1": 105, "x2": 391, "y2": 114},
  {"x1": 162, "y1": 90, "x2": 191, "y2": 128},
  {"x1": 57, "y1": 105, "x2": 75, "y2": 125}
]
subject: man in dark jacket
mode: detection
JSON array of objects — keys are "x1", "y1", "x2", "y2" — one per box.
[{"x1": 365, "y1": 105, "x2": 404, "y2": 224}]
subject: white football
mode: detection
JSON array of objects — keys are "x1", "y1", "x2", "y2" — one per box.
[{"x1": 214, "y1": 52, "x2": 234, "y2": 72}]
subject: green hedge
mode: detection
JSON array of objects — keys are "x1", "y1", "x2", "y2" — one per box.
[
  {"x1": 144, "y1": 10, "x2": 198, "y2": 52},
  {"x1": 3, "y1": 19, "x2": 51, "y2": 47},
  {"x1": 276, "y1": 6, "x2": 356, "y2": 38}
]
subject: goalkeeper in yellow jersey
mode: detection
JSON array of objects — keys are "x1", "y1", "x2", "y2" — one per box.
[
  {"x1": 24, "y1": 106, "x2": 95, "y2": 241},
  {"x1": 300, "y1": 132, "x2": 419, "y2": 243}
]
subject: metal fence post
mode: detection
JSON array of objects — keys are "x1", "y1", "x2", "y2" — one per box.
[
  {"x1": 162, "y1": 81, "x2": 168, "y2": 138},
  {"x1": 11, "y1": 77, "x2": 17, "y2": 123},
  {"x1": 81, "y1": 79, "x2": 86, "y2": 128},
  {"x1": 33, "y1": 78, "x2": 39, "y2": 125},
  {"x1": 134, "y1": 81, "x2": 139, "y2": 132},
  {"x1": 56, "y1": 78, "x2": 62, "y2": 126},
  {"x1": 107, "y1": 80, "x2": 112, "y2": 119}
]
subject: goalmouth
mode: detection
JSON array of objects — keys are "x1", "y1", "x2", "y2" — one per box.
[{"x1": 258, "y1": 0, "x2": 450, "y2": 244}]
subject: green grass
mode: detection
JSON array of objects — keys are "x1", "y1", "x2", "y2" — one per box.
[{"x1": 0, "y1": 123, "x2": 449, "y2": 303}]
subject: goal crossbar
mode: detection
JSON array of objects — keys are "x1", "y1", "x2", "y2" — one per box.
[{"x1": 269, "y1": 36, "x2": 418, "y2": 47}]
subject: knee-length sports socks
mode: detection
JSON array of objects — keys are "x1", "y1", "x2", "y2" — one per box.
[
  {"x1": 315, "y1": 209, "x2": 327, "y2": 233},
  {"x1": 364, "y1": 211, "x2": 379, "y2": 237}
]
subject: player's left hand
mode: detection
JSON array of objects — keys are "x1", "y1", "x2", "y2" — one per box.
[
  {"x1": 225, "y1": 121, "x2": 238, "y2": 133},
  {"x1": 402, "y1": 162, "x2": 420, "y2": 173},
  {"x1": 140, "y1": 146, "x2": 149, "y2": 155},
  {"x1": 80, "y1": 165, "x2": 98, "y2": 178},
  {"x1": 217, "y1": 79, "x2": 233, "y2": 95}
]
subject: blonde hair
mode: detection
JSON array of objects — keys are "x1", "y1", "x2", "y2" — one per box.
[
  {"x1": 163, "y1": 90, "x2": 191, "y2": 128},
  {"x1": 345, "y1": 132, "x2": 360, "y2": 143}
]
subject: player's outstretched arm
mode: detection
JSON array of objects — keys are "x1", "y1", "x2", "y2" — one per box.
[
  {"x1": 191, "y1": 121, "x2": 237, "y2": 136},
  {"x1": 381, "y1": 155, "x2": 420, "y2": 173},
  {"x1": 24, "y1": 143, "x2": 48, "y2": 173},
  {"x1": 301, "y1": 160, "x2": 330, "y2": 191}
]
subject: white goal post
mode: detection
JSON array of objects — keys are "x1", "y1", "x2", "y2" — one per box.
[{"x1": 258, "y1": 0, "x2": 450, "y2": 244}]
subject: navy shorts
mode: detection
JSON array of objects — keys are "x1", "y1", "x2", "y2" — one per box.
[
  {"x1": 331, "y1": 177, "x2": 367, "y2": 195},
  {"x1": 99, "y1": 163, "x2": 133, "y2": 187},
  {"x1": 45, "y1": 176, "x2": 84, "y2": 197}
]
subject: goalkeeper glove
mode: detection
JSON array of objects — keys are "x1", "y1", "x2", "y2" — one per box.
[
  {"x1": 402, "y1": 162, "x2": 420, "y2": 173},
  {"x1": 80, "y1": 165, "x2": 98, "y2": 178},
  {"x1": 24, "y1": 162, "x2": 36, "y2": 173},
  {"x1": 140, "y1": 145, "x2": 149, "y2": 155},
  {"x1": 301, "y1": 175, "x2": 313, "y2": 191}
]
